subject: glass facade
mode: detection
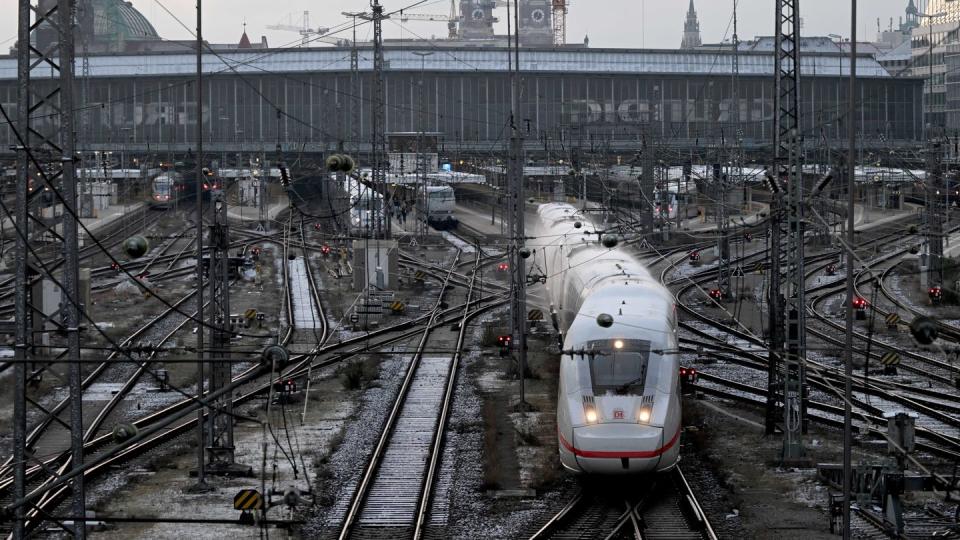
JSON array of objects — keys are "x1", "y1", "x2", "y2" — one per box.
[{"x1": 0, "y1": 60, "x2": 923, "y2": 152}]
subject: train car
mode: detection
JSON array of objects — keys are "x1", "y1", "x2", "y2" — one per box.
[
  {"x1": 534, "y1": 203, "x2": 681, "y2": 475},
  {"x1": 149, "y1": 171, "x2": 195, "y2": 209},
  {"x1": 423, "y1": 185, "x2": 458, "y2": 230},
  {"x1": 339, "y1": 176, "x2": 383, "y2": 237},
  {"x1": 653, "y1": 190, "x2": 678, "y2": 222}
]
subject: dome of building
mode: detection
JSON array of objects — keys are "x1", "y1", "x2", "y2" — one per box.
[{"x1": 85, "y1": 0, "x2": 160, "y2": 42}]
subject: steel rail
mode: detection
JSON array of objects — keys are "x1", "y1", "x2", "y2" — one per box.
[{"x1": 337, "y1": 252, "x2": 461, "y2": 539}]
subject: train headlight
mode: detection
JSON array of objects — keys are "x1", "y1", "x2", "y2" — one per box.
[
  {"x1": 584, "y1": 405, "x2": 598, "y2": 424},
  {"x1": 613, "y1": 339, "x2": 624, "y2": 350},
  {"x1": 637, "y1": 405, "x2": 652, "y2": 424}
]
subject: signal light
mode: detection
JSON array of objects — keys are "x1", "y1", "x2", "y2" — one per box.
[
  {"x1": 498, "y1": 262, "x2": 509, "y2": 272},
  {"x1": 314, "y1": 222, "x2": 321, "y2": 231},
  {"x1": 929, "y1": 286, "x2": 943, "y2": 305},
  {"x1": 852, "y1": 297, "x2": 867, "y2": 310},
  {"x1": 826, "y1": 263, "x2": 837, "y2": 275},
  {"x1": 689, "y1": 250, "x2": 701, "y2": 263},
  {"x1": 321, "y1": 244, "x2": 331, "y2": 256},
  {"x1": 679, "y1": 367, "x2": 698, "y2": 393},
  {"x1": 709, "y1": 289, "x2": 723, "y2": 301}
]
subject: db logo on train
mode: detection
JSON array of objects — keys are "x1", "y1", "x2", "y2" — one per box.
[{"x1": 613, "y1": 409, "x2": 624, "y2": 420}]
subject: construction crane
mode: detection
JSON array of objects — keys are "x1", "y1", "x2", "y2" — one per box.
[
  {"x1": 267, "y1": 11, "x2": 350, "y2": 47},
  {"x1": 397, "y1": 0, "x2": 459, "y2": 39},
  {"x1": 552, "y1": 0, "x2": 568, "y2": 45}
]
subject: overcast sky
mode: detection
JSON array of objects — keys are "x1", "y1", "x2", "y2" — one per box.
[{"x1": 0, "y1": 0, "x2": 920, "y2": 52}]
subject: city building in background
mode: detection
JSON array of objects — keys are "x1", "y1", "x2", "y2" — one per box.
[{"x1": 681, "y1": 0, "x2": 702, "y2": 50}]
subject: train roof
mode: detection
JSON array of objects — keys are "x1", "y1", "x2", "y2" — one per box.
[{"x1": 536, "y1": 202, "x2": 672, "y2": 307}]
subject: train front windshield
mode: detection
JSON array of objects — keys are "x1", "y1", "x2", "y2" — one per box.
[
  {"x1": 154, "y1": 178, "x2": 172, "y2": 195},
  {"x1": 584, "y1": 339, "x2": 652, "y2": 395}
]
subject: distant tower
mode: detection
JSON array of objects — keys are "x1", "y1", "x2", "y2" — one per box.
[
  {"x1": 459, "y1": 0, "x2": 498, "y2": 40},
  {"x1": 519, "y1": 0, "x2": 553, "y2": 47},
  {"x1": 901, "y1": 0, "x2": 920, "y2": 32},
  {"x1": 681, "y1": 0, "x2": 702, "y2": 49}
]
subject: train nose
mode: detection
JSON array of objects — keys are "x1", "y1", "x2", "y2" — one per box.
[{"x1": 566, "y1": 424, "x2": 669, "y2": 474}]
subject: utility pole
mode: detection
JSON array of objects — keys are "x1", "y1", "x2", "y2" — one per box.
[
  {"x1": 362, "y1": 1, "x2": 389, "y2": 241},
  {"x1": 342, "y1": 11, "x2": 362, "y2": 155},
  {"x1": 414, "y1": 51, "x2": 434, "y2": 241},
  {"x1": 927, "y1": 143, "x2": 945, "y2": 286},
  {"x1": 205, "y1": 189, "x2": 248, "y2": 475},
  {"x1": 508, "y1": 0, "x2": 529, "y2": 409},
  {"x1": 774, "y1": 0, "x2": 807, "y2": 462},
  {"x1": 13, "y1": 1, "x2": 86, "y2": 537},
  {"x1": 842, "y1": 4, "x2": 857, "y2": 538},
  {"x1": 640, "y1": 137, "x2": 655, "y2": 234},
  {"x1": 189, "y1": 0, "x2": 209, "y2": 493}
]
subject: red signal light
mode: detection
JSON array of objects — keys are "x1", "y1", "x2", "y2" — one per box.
[
  {"x1": 689, "y1": 250, "x2": 700, "y2": 261},
  {"x1": 929, "y1": 287, "x2": 943, "y2": 297},
  {"x1": 852, "y1": 297, "x2": 867, "y2": 310},
  {"x1": 314, "y1": 223, "x2": 321, "y2": 231},
  {"x1": 709, "y1": 288, "x2": 723, "y2": 300},
  {"x1": 321, "y1": 244, "x2": 331, "y2": 256},
  {"x1": 498, "y1": 262, "x2": 509, "y2": 272}
]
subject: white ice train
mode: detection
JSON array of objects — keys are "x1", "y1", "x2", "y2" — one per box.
[{"x1": 534, "y1": 203, "x2": 681, "y2": 474}]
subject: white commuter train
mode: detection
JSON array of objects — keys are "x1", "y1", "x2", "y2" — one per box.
[
  {"x1": 338, "y1": 176, "x2": 383, "y2": 237},
  {"x1": 534, "y1": 203, "x2": 681, "y2": 474}
]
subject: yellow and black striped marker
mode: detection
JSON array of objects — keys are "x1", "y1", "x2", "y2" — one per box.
[
  {"x1": 390, "y1": 301, "x2": 405, "y2": 314},
  {"x1": 885, "y1": 313, "x2": 900, "y2": 328},
  {"x1": 234, "y1": 489, "x2": 263, "y2": 511},
  {"x1": 753, "y1": 262, "x2": 764, "y2": 275},
  {"x1": 880, "y1": 352, "x2": 901, "y2": 366},
  {"x1": 528, "y1": 309, "x2": 544, "y2": 321},
  {"x1": 414, "y1": 271, "x2": 426, "y2": 281}
]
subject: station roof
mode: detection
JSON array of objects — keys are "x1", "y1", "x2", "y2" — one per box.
[{"x1": 0, "y1": 44, "x2": 897, "y2": 80}]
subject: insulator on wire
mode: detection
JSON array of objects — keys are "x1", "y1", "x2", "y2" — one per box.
[
  {"x1": 763, "y1": 168, "x2": 781, "y2": 194},
  {"x1": 279, "y1": 164, "x2": 290, "y2": 187},
  {"x1": 812, "y1": 170, "x2": 836, "y2": 197}
]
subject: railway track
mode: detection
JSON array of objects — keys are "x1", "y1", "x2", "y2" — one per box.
[
  {"x1": 1, "y1": 212, "x2": 308, "y2": 535},
  {"x1": 337, "y1": 251, "x2": 487, "y2": 539},
  {"x1": 528, "y1": 468, "x2": 718, "y2": 540}
]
